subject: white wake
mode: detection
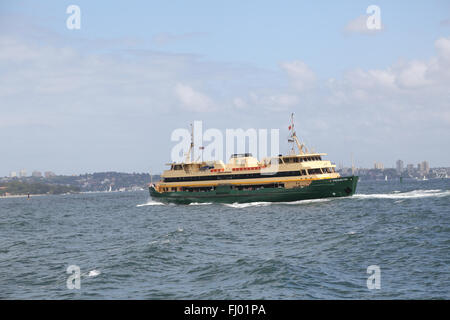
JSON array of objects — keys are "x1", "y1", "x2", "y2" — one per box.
[
  {"x1": 353, "y1": 189, "x2": 450, "y2": 199},
  {"x1": 224, "y1": 198, "x2": 333, "y2": 208},
  {"x1": 136, "y1": 199, "x2": 166, "y2": 207}
]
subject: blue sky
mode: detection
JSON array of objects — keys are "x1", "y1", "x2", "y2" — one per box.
[
  {"x1": 6, "y1": 1, "x2": 448, "y2": 72},
  {"x1": 0, "y1": 1, "x2": 449, "y2": 175}
]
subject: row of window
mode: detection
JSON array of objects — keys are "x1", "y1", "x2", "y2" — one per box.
[
  {"x1": 170, "y1": 156, "x2": 323, "y2": 171},
  {"x1": 163, "y1": 168, "x2": 332, "y2": 183},
  {"x1": 161, "y1": 183, "x2": 286, "y2": 193},
  {"x1": 164, "y1": 170, "x2": 303, "y2": 182},
  {"x1": 282, "y1": 156, "x2": 322, "y2": 163}
]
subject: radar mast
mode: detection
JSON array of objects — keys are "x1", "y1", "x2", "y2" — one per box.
[{"x1": 288, "y1": 113, "x2": 306, "y2": 155}]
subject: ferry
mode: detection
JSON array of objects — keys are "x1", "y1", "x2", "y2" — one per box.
[{"x1": 149, "y1": 114, "x2": 358, "y2": 204}]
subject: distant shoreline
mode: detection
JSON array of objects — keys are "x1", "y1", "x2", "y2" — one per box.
[
  {"x1": 0, "y1": 189, "x2": 147, "y2": 199},
  {"x1": 0, "y1": 194, "x2": 47, "y2": 199}
]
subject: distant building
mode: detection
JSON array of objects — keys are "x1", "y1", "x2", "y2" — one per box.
[
  {"x1": 44, "y1": 171, "x2": 56, "y2": 178},
  {"x1": 9, "y1": 171, "x2": 17, "y2": 178},
  {"x1": 396, "y1": 160, "x2": 404, "y2": 174},
  {"x1": 19, "y1": 169, "x2": 27, "y2": 177},
  {"x1": 32, "y1": 171, "x2": 42, "y2": 178},
  {"x1": 374, "y1": 162, "x2": 384, "y2": 170},
  {"x1": 418, "y1": 161, "x2": 430, "y2": 175},
  {"x1": 406, "y1": 164, "x2": 414, "y2": 173}
]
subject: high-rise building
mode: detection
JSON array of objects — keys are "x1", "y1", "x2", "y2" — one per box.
[
  {"x1": 396, "y1": 160, "x2": 404, "y2": 174},
  {"x1": 374, "y1": 162, "x2": 384, "y2": 170},
  {"x1": 424, "y1": 161, "x2": 430, "y2": 174},
  {"x1": 32, "y1": 171, "x2": 42, "y2": 178},
  {"x1": 19, "y1": 169, "x2": 27, "y2": 177},
  {"x1": 9, "y1": 171, "x2": 17, "y2": 178},
  {"x1": 406, "y1": 164, "x2": 414, "y2": 174},
  {"x1": 418, "y1": 161, "x2": 430, "y2": 175},
  {"x1": 44, "y1": 171, "x2": 56, "y2": 178}
]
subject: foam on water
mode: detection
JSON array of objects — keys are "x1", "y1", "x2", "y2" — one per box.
[
  {"x1": 86, "y1": 269, "x2": 101, "y2": 277},
  {"x1": 224, "y1": 198, "x2": 333, "y2": 208},
  {"x1": 134, "y1": 189, "x2": 448, "y2": 208},
  {"x1": 353, "y1": 189, "x2": 450, "y2": 199},
  {"x1": 189, "y1": 202, "x2": 213, "y2": 205},
  {"x1": 136, "y1": 199, "x2": 165, "y2": 207},
  {"x1": 280, "y1": 198, "x2": 333, "y2": 205},
  {"x1": 224, "y1": 202, "x2": 272, "y2": 208}
]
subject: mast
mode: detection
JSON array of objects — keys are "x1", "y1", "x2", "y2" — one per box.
[
  {"x1": 185, "y1": 123, "x2": 194, "y2": 163},
  {"x1": 351, "y1": 152, "x2": 355, "y2": 175},
  {"x1": 289, "y1": 113, "x2": 305, "y2": 155}
]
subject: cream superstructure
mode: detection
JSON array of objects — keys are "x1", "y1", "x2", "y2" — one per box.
[{"x1": 153, "y1": 114, "x2": 339, "y2": 193}]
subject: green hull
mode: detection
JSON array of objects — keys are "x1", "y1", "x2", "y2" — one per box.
[{"x1": 149, "y1": 176, "x2": 358, "y2": 205}]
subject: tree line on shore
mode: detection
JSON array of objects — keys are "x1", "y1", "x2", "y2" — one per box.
[{"x1": 0, "y1": 181, "x2": 80, "y2": 196}]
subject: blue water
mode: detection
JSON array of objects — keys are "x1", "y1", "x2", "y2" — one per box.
[{"x1": 0, "y1": 179, "x2": 449, "y2": 299}]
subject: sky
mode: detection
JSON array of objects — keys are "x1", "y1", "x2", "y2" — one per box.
[{"x1": 0, "y1": 0, "x2": 449, "y2": 176}]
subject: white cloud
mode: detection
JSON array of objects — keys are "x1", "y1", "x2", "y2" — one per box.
[
  {"x1": 435, "y1": 37, "x2": 450, "y2": 61},
  {"x1": 0, "y1": 14, "x2": 449, "y2": 173},
  {"x1": 279, "y1": 60, "x2": 316, "y2": 91},
  {"x1": 395, "y1": 60, "x2": 431, "y2": 88},
  {"x1": 328, "y1": 37, "x2": 450, "y2": 93},
  {"x1": 174, "y1": 83, "x2": 215, "y2": 112}
]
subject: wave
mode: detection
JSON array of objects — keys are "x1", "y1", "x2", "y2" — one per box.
[
  {"x1": 136, "y1": 199, "x2": 165, "y2": 207},
  {"x1": 87, "y1": 269, "x2": 101, "y2": 277},
  {"x1": 224, "y1": 202, "x2": 272, "y2": 208},
  {"x1": 189, "y1": 202, "x2": 213, "y2": 206},
  {"x1": 224, "y1": 198, "x2": 332, "y2": 208},
  {"x1": 353, "y1": 189, "x2": 450, "y2": 199},
  {"x1": 80, "y1": 269, "x2": 101, "y2": 278},
  {"x1": 136, "y1": 189, "x2": 448, "y2": 207}
]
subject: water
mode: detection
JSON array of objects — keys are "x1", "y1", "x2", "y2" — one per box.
[{"x1": 0, "y1": 179, "x2": 449, "y2": 299}]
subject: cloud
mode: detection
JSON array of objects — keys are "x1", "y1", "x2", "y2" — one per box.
[
  {"x1": 279, "y1": 60, "x2": 316, "y2": 91},
  {"x1": 0, "y1": 12, "x2": 449, "y2": 173},
  {"x1": 324, "y1": 37, "x2": 450, "y2": 133},
  {"x1": 174, "y1": 83, "x2": 215, "y2": 112},
  {"x1": 435, "y1": 37, "x2": 450, "y2": 61},
  {"x1": 325, "y1": 37, "x2": 450, "y2": 94}
]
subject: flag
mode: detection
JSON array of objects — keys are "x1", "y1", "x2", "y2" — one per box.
[{"x1": 288, "y1": 125, "x2": 292, "y2": 130}]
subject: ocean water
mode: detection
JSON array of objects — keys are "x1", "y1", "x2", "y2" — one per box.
[{"x1": 0, "y1": 179, "x2": 449, "y2": 299}]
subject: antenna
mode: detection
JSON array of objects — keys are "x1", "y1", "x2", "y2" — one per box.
[
  {"x1": 191, "y1": 123, "x2": 194, "y2": 163},
  {"x1": 288, "y1": 113, "x2": 305, "y2": 155},
  {"x1": 185, "y1": 123, "x2": 194, "y2": 163},
  {"x1": 289, "y1": 113, "x2": 295, "y2": 155},
  {"x1": 351, "y1": 152, "x2": 355, "y2": 175}
]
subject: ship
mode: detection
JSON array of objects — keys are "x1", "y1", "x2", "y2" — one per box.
[{"x1": 149, "y1": 114, "x2": 358, "y2": 204}]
